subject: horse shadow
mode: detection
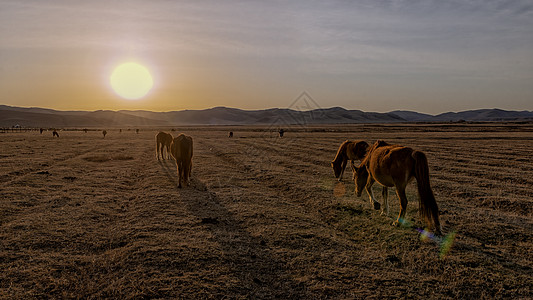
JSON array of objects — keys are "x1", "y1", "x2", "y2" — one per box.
[{"x1": 157, "y1": 160, "x2": 309, "y2": 298}]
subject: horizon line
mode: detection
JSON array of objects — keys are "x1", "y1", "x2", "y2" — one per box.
[{"x1": 2, "y1": 104, "x2": 532, "y2": 116}]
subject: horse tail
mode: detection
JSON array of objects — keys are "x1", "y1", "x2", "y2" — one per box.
[{"x1": 412, "y1": 150, "x2": 442, "y2": 235}]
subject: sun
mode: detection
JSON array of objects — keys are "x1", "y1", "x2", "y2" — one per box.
[{"x1": 110, "y1": 62, "x2": 153, "y2": 100}]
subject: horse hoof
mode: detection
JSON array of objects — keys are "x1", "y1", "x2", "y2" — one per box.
[{"x1": 373, "y1": 202, "x2": 381, "y2": 210}]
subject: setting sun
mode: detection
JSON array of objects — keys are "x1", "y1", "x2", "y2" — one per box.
[{"x1": 110, "y1": 62, "x2": 153, "y2": 100}]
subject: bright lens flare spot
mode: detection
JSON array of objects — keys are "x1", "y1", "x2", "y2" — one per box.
[
  {"x1": 416, "y1": 228, "x2": 457, "y2": 259},
  {"x1": 110, "y1": 63, "x2": 153, "y2": 100}
]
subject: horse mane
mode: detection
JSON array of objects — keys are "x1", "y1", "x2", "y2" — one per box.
[
  {"x1": 332, "y1": 140, "x2": 350, "y2": 163},
  {"x1": 360, "y1": 140, "x2": 391, "y2": 167}
]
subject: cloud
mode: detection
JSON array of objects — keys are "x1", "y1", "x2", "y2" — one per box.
[{"x1": 1, "y1": 0, "x2": 532, "y2": 112}]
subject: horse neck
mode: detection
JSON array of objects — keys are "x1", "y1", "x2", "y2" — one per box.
[{"x1": 333, "y1": 143, "x2": 348, "y2": 164}]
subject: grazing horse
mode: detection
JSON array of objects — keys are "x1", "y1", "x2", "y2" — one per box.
[
  {"x1": 278, "y1": 128, "x2": 284, "y2": 138},
  {"x1": 228, "y1": 131, "x2": 233, "y2": 138},
  {"x1": 102, "y1": 130, "x2": 107, "y2": 138},
  {"x1": 170, "y1": 134, "x2": 193, "y2": 188},
  {"x1": 331, "y1": 140, "x2": 369, "y2": 181},
  {"x1": 155, "y1": 131, "x2": 173, "y2": 160},
  {"x1": 354, "y1": 140, "x2": 442, "y2": 235},
  {"x1": 52, "y1": 130, "x2": 59, "y2": 137}
]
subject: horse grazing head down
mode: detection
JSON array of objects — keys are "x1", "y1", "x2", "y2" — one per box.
[
  {"x1": 331, "y1": 161, "x2": 343, "y2": 178},
  {"x1": 353, "y1": 165, "x2": 368, "y2": 197}
]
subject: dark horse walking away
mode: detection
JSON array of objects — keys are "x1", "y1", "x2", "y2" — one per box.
[
  {"x1": 170, "y1": 134, "x2": 193, "y2": 188},
  {"x1": 354, "y1": 140, "x2": 442, "y2": 235},
  {"x1": 331, "y1": 140, "x2": 370, "y2": 181}
]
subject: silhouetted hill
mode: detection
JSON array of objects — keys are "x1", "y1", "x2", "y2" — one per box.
[
  {"x1": 119, "y1": 106, "x2": 405, "y2": 125},
  {"x1": 1, "y1": 105, "x2": 532, "y2": 127},
  {"x1": 389, "y1": 110, "x2": 433, "y2": 121},
  {"x1": 431, "y1": 109, "x2": 533, "y2": 122},
  {"x1": 0, "y1": 106, "x2": 169, "y2": 127}
]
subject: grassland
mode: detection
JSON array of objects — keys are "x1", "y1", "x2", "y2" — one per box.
[{"x1": 1, "y1": 124, "x2": 532, "y2": 298}]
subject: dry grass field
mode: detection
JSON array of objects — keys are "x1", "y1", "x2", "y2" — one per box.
[{"x1": 1, "y1": 124, "x2": 532, "y2": 299}]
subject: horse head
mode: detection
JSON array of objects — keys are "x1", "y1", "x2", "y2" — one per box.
[
  {"x1": 331, "y1": 161, "x2": 342, "y2": 178},
  {"x1": 354, "y1": 165, "x2": 368, "y2": 197}
]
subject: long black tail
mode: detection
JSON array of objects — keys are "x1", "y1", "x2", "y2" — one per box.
[{"x1": 412, "y1": 151, "x2": 442, "y2": 235}]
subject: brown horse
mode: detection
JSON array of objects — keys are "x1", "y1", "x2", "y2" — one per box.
[
  {"x1": 331, "y1": 140, "x2": 369, "y2": 181},
  {"x1": 170, "y1": 134, "x2": 193, "y2": 188},
  {"x1": 155, "y1": 131, "x2": 173, "y2": 160},
  {"x1": 354, "y1": 140, "x2": 442, "y2": 235},
  {"x1": 102, "y1": 130, "x2": 107, "y2": 138}
]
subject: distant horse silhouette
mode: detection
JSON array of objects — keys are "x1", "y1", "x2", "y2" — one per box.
[
  {"x1": 155, "y1": 131, "x2": 173, "y2": 160},
  {"x1": 279, "y1": 128, "x2": 284, "y2": 138},
  {"x1": 354, "y1": 140, "x2": 442, "y2": 235},
  {"x1": 136, "y1": 129, "x2": 139, "y2": 134},
  {"x1": 102, "y1": 130, "x2": 107, "y2": 138},
  {"x1": 331, "y1": 140, "x2": 369, "y2": 181},
  {"x1": 40, "y1": 128, "x2": 44, "y2": 134},
  {"x1": 52, "y1": 130, "x2": 59, "y2": 138},
  {"x1": 228, "y1": 131, "x2": 233, "y2": 138},
  {"x1": 170, "y1": 134, "x2": 193, "y2": 188}
]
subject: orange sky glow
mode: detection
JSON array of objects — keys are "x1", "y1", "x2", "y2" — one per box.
[{"x1": 1, "y1": 1, "x2": 532, "y2": 114}]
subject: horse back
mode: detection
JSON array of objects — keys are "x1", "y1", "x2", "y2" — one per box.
[
  {"x1": 346, "y1": 140, "x2": 369, "y2": 160},
  {"x1": 366, "y1": 145, "x2": 416, "y2": 186},
  {"x1": 171, "y1": 134, "x2": 193, "y2": 161},
  {"x1": 157, "y1": 131, "x2": 173, "y2": 145}
]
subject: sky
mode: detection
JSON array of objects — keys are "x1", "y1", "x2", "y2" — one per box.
[{"x1": 1, "y1": 0, "x2": 532, "y2": 114}]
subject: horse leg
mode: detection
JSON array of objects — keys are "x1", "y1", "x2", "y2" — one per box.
[
  {"x1": 184, "y1": 162, "x2": 191, "y2": 186},
  {"x1": 350, "y1": 160, "x2": 356, "y2": 180},
  {"x1": 392, "y1": 187, "x2": 408, "y2": 226},
  {"x1": 381, "y1": 187, "x2": 389, "y2": 216},
  {"x1": 339, "y1": 159, "x2": 347, "y2": 181},
  {"x1": 365, "y1": 178, "x2": 381, "y2": 210},
  {"x1": 177, "y1": 161, "x2": 182, "y2": 188}
]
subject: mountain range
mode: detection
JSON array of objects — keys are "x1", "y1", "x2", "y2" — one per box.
[{"x1": 1, "y1": 105, "x2": 532, "y2": 128}]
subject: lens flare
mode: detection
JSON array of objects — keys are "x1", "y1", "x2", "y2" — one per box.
[
  {"x1": 415, "y1": 228, "x2": 457, "y2": 259},
  {"x1": 439, "y1": 231, "x2": 457, "y2": 259},
  {"x1": 333, "y1": 182, "x2": 346, "y2": 198}
]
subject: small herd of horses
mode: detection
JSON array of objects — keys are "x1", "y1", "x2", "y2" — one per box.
[
  {"x1": 156, "y1": 131, "x2": 442, "y2": 236},
  {"x1": 331, "y1": 139, "x2": 442, "y2": 235},
  {"x1": 156, "y1": 131, "x2": 193, "y2": 188}
]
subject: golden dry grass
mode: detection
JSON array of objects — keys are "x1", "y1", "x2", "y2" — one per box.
[{"x1": 1, "y1": 124, "x2": 532, "y2": 298}]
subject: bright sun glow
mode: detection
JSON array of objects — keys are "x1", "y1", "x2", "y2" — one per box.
[{"x1": 110, "y1": 62, "x2": 153, "y2": 100}]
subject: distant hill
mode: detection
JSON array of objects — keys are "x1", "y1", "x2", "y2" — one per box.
[
  {"x1": 389, "y1": 110, "x2": 433, "y2": 122},
  {"x1": 0, "y1": 105, "x2": 532, "y2": 127},
  {"x1": 430, "y1": 109, "x2": 533, "y2": 122}
]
